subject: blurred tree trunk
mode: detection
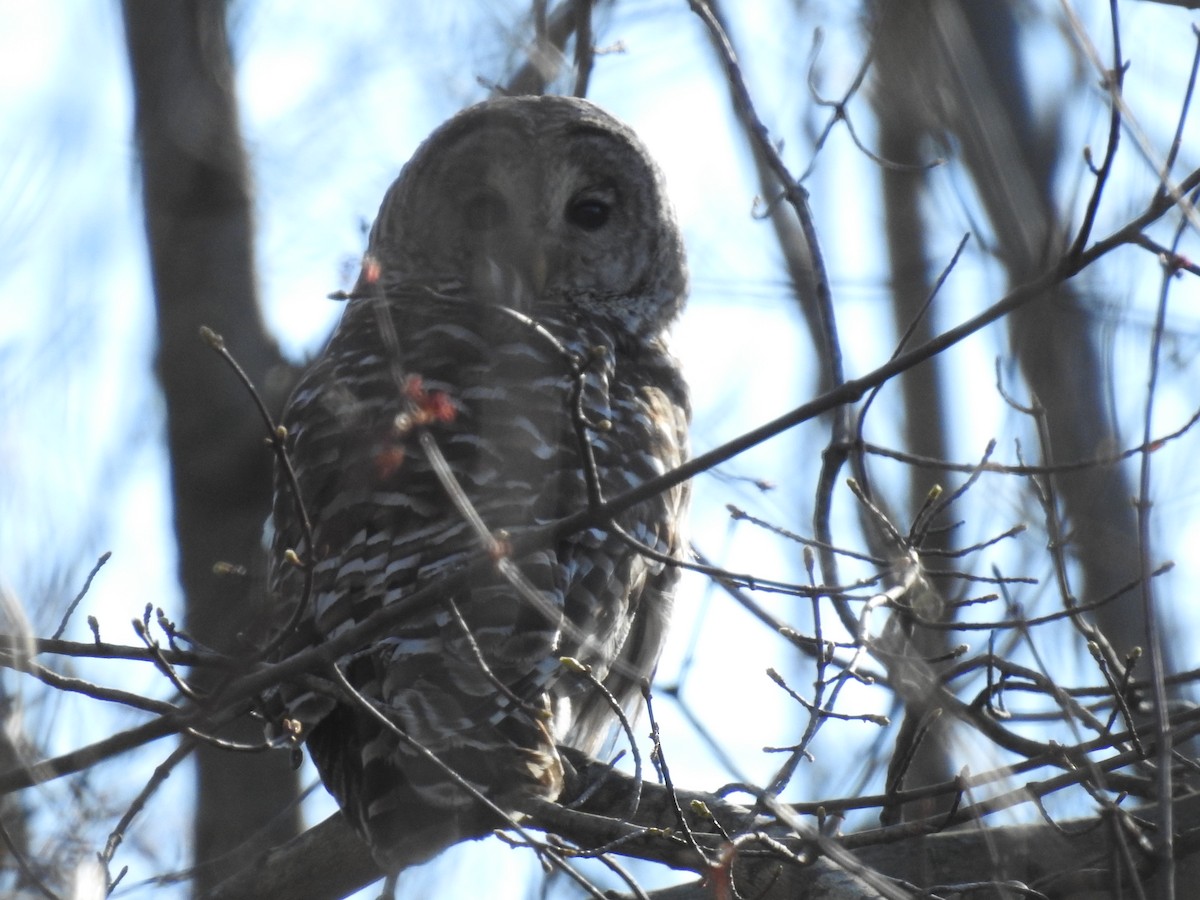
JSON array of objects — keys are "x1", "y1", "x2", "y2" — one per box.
[
  {"x1": 861, "y1": 0, "x2": 1163, "y2": 819},
  {"x1": 946, "y1": 0, "x2": 1152, "y2": 664},
  {"x1": 868, "y1": 11, "x2": 959, "y2": 818},
  {"x1": 868, "y1": 0, "x2": 1157, "y2": 670},
  {"x1": 120, "y1": 2, "x2": 300, "y2": 894}
]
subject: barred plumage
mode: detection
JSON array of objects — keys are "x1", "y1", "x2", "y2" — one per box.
[{"x1": 268, "y1": 96, "x2": 689, "y2": 871}]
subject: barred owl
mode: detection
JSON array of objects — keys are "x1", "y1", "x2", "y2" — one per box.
[{"x1": 269, "y1": 95, "x2": 689, "y2": 872}]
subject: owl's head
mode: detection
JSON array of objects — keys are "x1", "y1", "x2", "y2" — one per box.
[{"x1": 363, "y1": 95, "x2": 688, "y2": 335}]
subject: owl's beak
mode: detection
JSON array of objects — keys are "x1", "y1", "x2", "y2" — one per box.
[
  {"x1": 526, "y1": 245, "x2": 549, "y2": 297},
  {"x1": 504, "y1": 243, "x2": 551, "y2": 310},
  {"x1": 478, "y1": 233, "x2": 551, "y2": 310}
]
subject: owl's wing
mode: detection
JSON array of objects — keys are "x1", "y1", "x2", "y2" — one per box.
[
  {"x1": 268, "y1": 291, "x2": 689, "y2": 870},
  {"x1": 268, "y1": 295, "x2": 583, "y2": 866},
  {"x1": 555, "y1": 360, "x2": 691, "y2": 752}
]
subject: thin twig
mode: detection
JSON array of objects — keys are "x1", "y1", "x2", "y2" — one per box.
[
  {"x1": 560, "y1": 656, "x2": 643, "y2": 821},
  {"x1": 51, "y1": 551, "x2": 111, "y2": 641},
  {"x1": 133, "y1": 618, "x2": 203, "y2": 702},
  {"x1": 101, "y1": 738, "x2": 196, "y2": 869},
  {"x1": 641, "y1": 683, "x2": 712, "y2": 869},
  {"x1": 1066, "y1": 0, "x2": 1124, "y2": 259},
  {"x1": 199, "y1": 326, "x2": 316, "y2": 663}
]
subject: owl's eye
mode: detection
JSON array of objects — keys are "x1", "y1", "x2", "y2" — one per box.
[
  {"x1": 463, "y1": 190, "x2": 509, "y2": 231},
  {"x1": 566, "y1": 197, "x2": 612, "y2": 231}
]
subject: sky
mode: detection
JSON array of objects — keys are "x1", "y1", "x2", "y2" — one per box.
[{"x1": 2, "y1": 1, "x2": 1200, "y2": 898}]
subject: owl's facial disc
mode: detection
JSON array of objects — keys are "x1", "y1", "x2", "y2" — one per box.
[
  {"x1": 371, "y1": 96, "x2": 687, "y2": 330},
  {"x1": 406, "y1": 120, "x2": 647, "y2": 308}
]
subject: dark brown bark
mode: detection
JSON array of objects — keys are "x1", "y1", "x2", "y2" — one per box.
[{"x1": 119, "y1": 2, "x2": 299, "y2": 893}]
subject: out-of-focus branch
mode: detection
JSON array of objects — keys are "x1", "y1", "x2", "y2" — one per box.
[{"x1": 504, "y1": 1, "x2": 587, "y2": 95}]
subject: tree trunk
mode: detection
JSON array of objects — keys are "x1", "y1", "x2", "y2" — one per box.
[{"x1": 120, "y1": 2, "x2": 299, "y2": 893}]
